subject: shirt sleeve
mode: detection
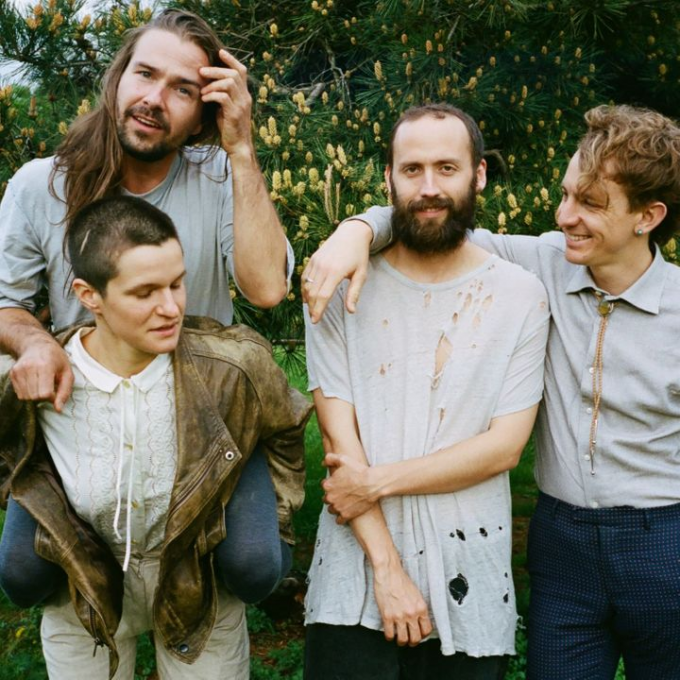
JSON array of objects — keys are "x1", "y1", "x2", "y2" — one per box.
[
  {"x1": 493, "y1": 276, "x2": 550, "y2": 418},
  {"x1": 0, "y1": 181, "x2": 45, "y2": 313},
  {"x1": 304, "y1": 283, "x2": 354, "y2": 404},
  {"x1": 469, "y1": 228, "x2": 566, "y2": 278},
  {"x1": 340, "y1": 204, "x2": 393, "y2": 254}
]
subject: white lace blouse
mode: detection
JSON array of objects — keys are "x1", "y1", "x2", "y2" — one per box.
[{"x1": 38, "y1": 329, "x2": 177, "y2": 571}]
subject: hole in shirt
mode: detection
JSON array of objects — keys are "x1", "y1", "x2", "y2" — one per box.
[
  {"x1": 449, "y1": 574, "x2": 469, "y2": 605},
  {"x1": 432, "y1": 333, "x2": 453, "y2": 388}
]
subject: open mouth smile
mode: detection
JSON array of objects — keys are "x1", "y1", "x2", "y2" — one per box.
[{"x1": 132, "y1": 115, "x2": 164, "y2": 130}]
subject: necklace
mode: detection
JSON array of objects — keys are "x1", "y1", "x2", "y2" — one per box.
[{"x1": 588, "y1": 291, "x2": 615, "y2": 475}]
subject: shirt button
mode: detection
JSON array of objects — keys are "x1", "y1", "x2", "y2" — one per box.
[
  {"x1": 588, "y1": 367, "x2": 594, "y2": 375},
  {"x1": 178, "y1": 643, "x2": 190, "y2": 654},
  {"x1": 591, "y1": 501, "x2": 599, "y2": 509},
  {"x1": 123, "y1": 380, "x2": 132, "y2": 389},
  {"x1": 584, "y1": 454, "x2": 591, "y2": 461},
  {"x1": 586, "y1": 407, "x2": 593, "y2": 414},
  {"x1": 124, "y1": 443, "x2": 133, "y2": 450},
  {"x1": 225, "y1": 451, "x2": 235, "y2": 461}
]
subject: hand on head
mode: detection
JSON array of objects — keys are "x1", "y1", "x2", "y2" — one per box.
[{"x1": 200, "y1": 50, "x2": 253, "y2": 156}]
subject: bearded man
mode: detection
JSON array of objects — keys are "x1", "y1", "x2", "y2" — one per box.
[
  {"x1": 0, "y1": 8, "x2": 290, "y2": 409},
  {"x1": 302, "y1": 104, "x2": 550, "y2": 680}
]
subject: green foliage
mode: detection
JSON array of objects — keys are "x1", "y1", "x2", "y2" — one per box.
[
  {"x1": 0, "y1": 594, "x2": 45, "y2": 680},
  {"x1": 1, "y1": 0, "x2": 679, "y2": 342},
  {"x1": 134, "y1": 632, "x2": 157, "y2": 679},
  {"x1": 251, "y1": 640, "x2": 304, "y2": 680}
]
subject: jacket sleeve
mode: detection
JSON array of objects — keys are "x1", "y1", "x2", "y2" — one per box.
[
  {"x1": 247, "y1": 348, "x2": 313, "y2": 544},
  {"x1": 0, "y1": 354, "x2": 35, "y2": 508}
]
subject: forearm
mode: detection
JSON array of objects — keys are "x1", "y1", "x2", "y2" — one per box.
[
  {"x1": 230, "y1": 146, "x2": 288, "y2": 308},
  {"x1": 349, "y1": 503, "x2": 402, "y2": 570},
  {"x1": 322, "y1": 430, "x2": 415, "y2": 600},
  {"x1": 0, "y1": 308, "x2": 55, "y2": 357},
  {"x1": 318, "y1": 404, "x2": 397, "y2": 564},
  {"x1": 349, "y1": 493, "x2": 432, "y2": 646},
  {"x1": 367, "y1": 407, "x2": 538, "y2": 501}
]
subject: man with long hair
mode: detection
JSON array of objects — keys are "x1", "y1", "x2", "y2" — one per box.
[
  {"x1": 0, "y1": 8, "x2": 290, "y2": 410},
  {"x1": 304, "y1": 104, "x2": 680, "y2": 679}
]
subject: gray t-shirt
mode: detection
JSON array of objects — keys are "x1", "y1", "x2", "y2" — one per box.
[
  {"x1": 361, "y1": 205, "x2": 680, "y2": 509},
  {"x1": 304, "y1": 252, "x2": 549, "y2": 656},
  {"x1": 0, "y1": 147, "x2": 293, "y2": 328}
]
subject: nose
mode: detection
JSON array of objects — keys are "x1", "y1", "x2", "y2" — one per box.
[
  {"x1": 556, "y1": 196, "x2": 578, "y2": 229},
  {"x1": 157, "y1": 288, "x2": 181, "y2": 318},
  {"x1": 142, "y1": 82, "x2": 165, "y2": 108},
  {"x1": 419, "y1": 170, "x2": 441, "y2": 198}
]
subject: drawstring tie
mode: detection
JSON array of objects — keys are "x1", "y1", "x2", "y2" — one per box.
[{"x1": 112, "y1": 386, "x2": 136, "y2": 572}]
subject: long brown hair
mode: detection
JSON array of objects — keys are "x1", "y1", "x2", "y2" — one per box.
[{"x1": 50, "y1": 9, "x2": 224, "y2": 228}]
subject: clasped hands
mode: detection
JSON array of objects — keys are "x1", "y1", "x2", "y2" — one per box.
[{"x1": 322, "y1": 452, "x2": 380, "y2": 523}]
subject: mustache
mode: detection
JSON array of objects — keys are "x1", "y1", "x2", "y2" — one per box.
[
  {"x1": 407, "y1": 197, "x2": 456, "y2": 213},
  {"x1": 125, "y1": 105, "x2": 169, "y2": 132}
]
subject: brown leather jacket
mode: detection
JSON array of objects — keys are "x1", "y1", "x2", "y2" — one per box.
[{"x1": 0, "y1": 318, "x2": 312, "y2": 678}]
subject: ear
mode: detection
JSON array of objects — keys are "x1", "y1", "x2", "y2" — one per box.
[
  {"x1": 475, "y1": 159, "x2": 487, "y2": 193},
  {"x1": 72, "y1": 278, "x2": 103, "y2": 315},
  {"x1": 385, "y1": 165, "x2": 392, "y2": 195},
  {"x1": 385, "y1": 166, "x2": 393, "y2": 202},
  {"x1": 636, "y1": 201, "x2": 667, "y2": 237}
]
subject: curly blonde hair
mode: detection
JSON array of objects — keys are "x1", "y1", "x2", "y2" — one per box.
[{"x1": 577, "y1": 104, "x2": 680, "y2": 246}]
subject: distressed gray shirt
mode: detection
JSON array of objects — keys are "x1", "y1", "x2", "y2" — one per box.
[
  {"x1": 363, "y1": 205, "x2": 680, "y2": 508},
  {"x1": 0, "y1": 147, "x2": 293, "y2": 328},
  {"x1": 305, "y1": 253, "x2": 549, "y2": 655}
]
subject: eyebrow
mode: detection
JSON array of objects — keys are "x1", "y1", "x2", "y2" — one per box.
[
  {"x1": 131, "y1": 61, "x2": 202, "y2": 90},
  {"x1": 398, "y1": 158, "x2": 462, "y2": 168},
  {"x1": 125, "y1": 270, "x2": 187, "y2": 294}
]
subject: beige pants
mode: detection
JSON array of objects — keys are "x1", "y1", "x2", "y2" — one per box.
[{"x1": 41, "y1": 554, "x2": 249, "y2": 679}]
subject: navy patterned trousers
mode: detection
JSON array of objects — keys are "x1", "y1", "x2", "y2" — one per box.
[{"x1": 527, "y1": 492, "x2": 680, "y2": 679}]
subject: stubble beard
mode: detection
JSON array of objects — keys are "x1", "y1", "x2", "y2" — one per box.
[
  {"x1": 390, "y1": 177, "x2": 478, "y2": 255},
  {"x1": 116, "y1": 105, "x2": 177, "y2": 163}
]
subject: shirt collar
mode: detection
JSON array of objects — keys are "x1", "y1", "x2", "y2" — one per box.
[
  {"x1": 564, "y1": 245, "x2": 667, "y2": 315},
  {"x1": 67, "y1": 328, "x2": 172, "y2": 393}
]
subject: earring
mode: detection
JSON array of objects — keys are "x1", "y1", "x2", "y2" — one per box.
[{"x1": 636, "y1": 228, "x2": 644, "y2": 236}]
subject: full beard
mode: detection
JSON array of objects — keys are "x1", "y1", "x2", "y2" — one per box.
[
  {"x1": 390, "y1": 177, "x2": 478, "y2": 255},
  {"x1": 117, "y1": 105, "x2": 176, "y2": 163}
]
